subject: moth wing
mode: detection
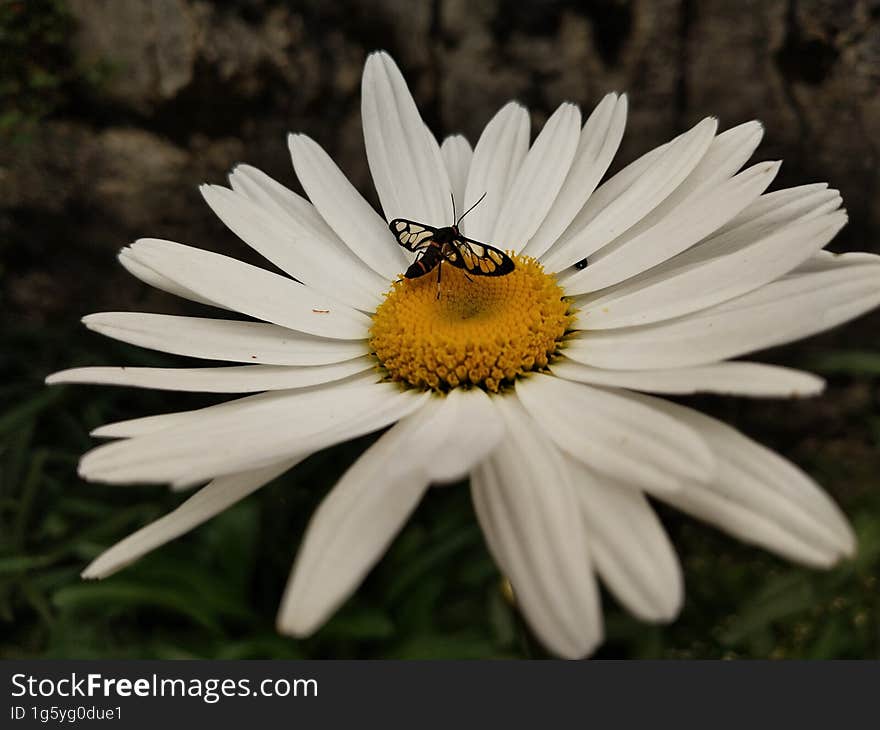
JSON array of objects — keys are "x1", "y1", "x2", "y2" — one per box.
[
  {"x1": 389, "y1": 219, "x2": 439, "y2": 252},
  {"x1": 446, "y1": 236, "x2": 516, "y2": 276}
]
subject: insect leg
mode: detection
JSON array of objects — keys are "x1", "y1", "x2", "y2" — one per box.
[{"x1": 436, "y1": 260, "x2": 443, "y2": 300}]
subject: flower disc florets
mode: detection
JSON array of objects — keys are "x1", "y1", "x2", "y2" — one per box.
[{"x1": 370, "y1": 254, "x2": 572, "y2": 392}]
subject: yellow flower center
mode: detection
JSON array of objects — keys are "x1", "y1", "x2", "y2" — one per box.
[{"x1": 370, "y1": 254, "x2": 572, "y2": 392}]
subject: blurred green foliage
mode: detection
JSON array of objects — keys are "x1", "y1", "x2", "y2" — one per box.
[{"x1": 1, "y1": 316, "x2": 878, "y2": 659}]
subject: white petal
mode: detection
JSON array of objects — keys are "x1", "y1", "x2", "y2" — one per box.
[
  {"x1": 516, "y1": 374, "x2": 715, "y2": 495},
  {"x1": 461, "y1": 102, "x2": 530, "y2": 241},
  {"x1": 493, "y1": 103, "x2": 582, "y2": 251},
  {"x1": 561, "y1": 160, "x2": 780, "y2": 294},
  {"x1": 277, "y1": 429, "x2": 428, "y2": 636},
  {"x1": 361, "y1": 51, "x2": 452, "y2": 225},
  {"x1": 639, "y1": 395, "x2": 856, "y2": 566},
  {"x1": 118, "y1": 248, "x2": 224, "y2": 309},
  {"x1": 81, "y1": 312, "x2": 367, "y2": 366},
  {"x1": 566, "y1": 456, "x2": 683, "y2": 622},
  {"x1": 794, "y1": 249, "x2": 880, "y2": 274},
  {"x1": 526, "y1": 93, "x2": 627, "y2": 259},
  {"x1": 202, "y1": 180, "x2": 385, "y2": 311},
  {"x1": 289, "y1": 133, "x2": 408, "y2": 279},
  {"x1": 554, "y1": 120, "x2": 762, "y2": 277},
  {"x1": 542, "y1": 117, "x2": 718, "y2": 272},
  {"x1": 559, "y1": 135, "x2": 667, "y2": 242},
  {"x1": 277, "y1": 390, "x2": 502, "y2": 636},
  {"x1": 471, "y1": 397, "x2": 602, "y2": 659},
  {"x1": 694, "y1": 188, "x2": 843, "y2": 262},
  {"x1": 403, "y1": 388, "x2": 505, "y2": 484},
  {"x1": 46, "y1": 358, "x2": 373, "y2": 393},
  {"x1": 709, "y1": 183, "x2": 837, "y2": 242},
  {"x1": 565, "y1": 251, "x2": 880, "y2": 369},
  {"x1": 82, "y1": 459, "x2": 297, "y2": 579},
  {"x1": 663, "y1": 120, "x2": 763, "y2": 196},
  {"x1": 606, "y1": 120, "x2": 765, "y2": 246},
  {"x1": 227, "y1": 163, "x2": 333, "y2": 233},
  {"x1": 441, "y1": 134, "x2": 472, "y2": 211},
  {"x1": 692, "y1": 186, "x2": 843, "y2": 263},
  {"x1": 551, "y1": 359, "x2": 825, "y2": 397},
  {"x1": 576, "y1": 208, "x2": 847, "y2": 329},
  {"x1": 79, "y1": 381, "x2": 429, "y2": 487},
  {"x1": 90, "y1": 385, "x2": 356, "y2": 441},
  {"x1": 126, "y1": 239, "x2": 371, "y2": 340}
]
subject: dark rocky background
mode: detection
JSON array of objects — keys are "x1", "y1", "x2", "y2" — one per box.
[{"x1": 1, "y1": 0, "x2": 878, "y2": 659}]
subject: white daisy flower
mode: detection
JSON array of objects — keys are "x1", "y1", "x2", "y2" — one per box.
[{"x1": 48, "y1": 51, "x2": 880, "y2": 659}]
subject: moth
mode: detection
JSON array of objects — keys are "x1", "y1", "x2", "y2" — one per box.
[{"x1": 389, "y1": 193, "x2": 515, "y2": 293}]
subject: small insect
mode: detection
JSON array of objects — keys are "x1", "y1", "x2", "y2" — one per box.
[
  {"x1": 312, "y1": 308, "x2": 330, "y2": 314},
  {"x1": 389, "y1": 193, "x2": 515, "y2": 297}
]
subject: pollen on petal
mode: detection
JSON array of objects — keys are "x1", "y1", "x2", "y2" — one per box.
[{"x1": 370, "y1": 254, "x2": 573, "y2": 392}]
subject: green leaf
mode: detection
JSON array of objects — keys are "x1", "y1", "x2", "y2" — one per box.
[
  {"x1": 386, "y1": 524, "x2": 481, "y2": 603},
  {"x1": 52, "y1": 581, "x2": 226, "y2": 633},
  {"x1": 0, "y1": 387, "x2": 66, "y2": 435},
  {"x1": 390, "y1": 632, "x2": 509, "y2": 659},
  {"x1": 486, "y1": 587, "x2": 516, "y2": 647},
  {"x1": 808, "y1": 351, "x2": 880, "y2": 376},
  {"x1": 0, "y1": 554, "x2": 58, "y2": 575},
  {"x1": 322, "y1": 608, "x2": 395, "y2": 641},
  {"x1": 720, "y1": 573, "x2": 815, "y2": 646}
]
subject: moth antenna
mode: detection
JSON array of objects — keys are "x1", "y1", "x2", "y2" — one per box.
[
  {"x1": 456, "y1": 192, "x2": 487, "y2": 227},
  {"x1": 450, "y1": 192, "x2": 457, "y2": 224}
]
